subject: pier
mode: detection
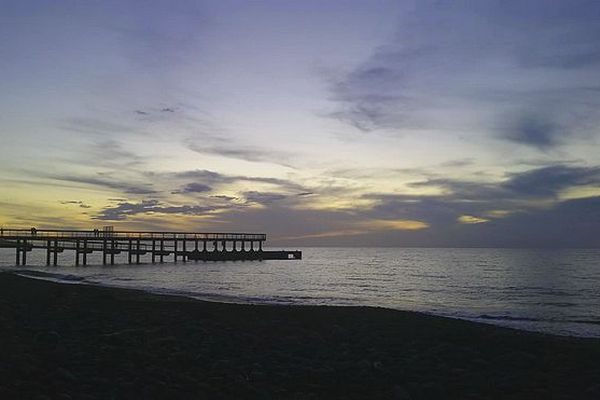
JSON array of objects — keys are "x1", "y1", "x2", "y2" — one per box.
[{"x1": 0, "y1": 228, "x2": 301, "y2": 266}]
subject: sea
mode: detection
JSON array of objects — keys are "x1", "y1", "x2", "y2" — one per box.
[{"x1": 1, "y1": 247, "x2": 599, "y2": 338}]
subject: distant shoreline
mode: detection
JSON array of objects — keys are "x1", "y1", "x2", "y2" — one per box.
[{"x1": 1, "y1": 272, "x2": 600, "y2": 399}]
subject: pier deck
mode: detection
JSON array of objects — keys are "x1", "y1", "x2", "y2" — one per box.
[{"x1": 0, "y1": 229, "x2": 301, "y2": 266}]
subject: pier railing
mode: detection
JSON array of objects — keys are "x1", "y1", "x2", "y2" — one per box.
[{"x1": 0, "y1": 229, "x2": 266, "y2": 241}]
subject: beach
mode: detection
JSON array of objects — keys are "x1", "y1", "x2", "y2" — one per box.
[{"x1": 1, "y1": 273, "x2": 599, "y2": 400}]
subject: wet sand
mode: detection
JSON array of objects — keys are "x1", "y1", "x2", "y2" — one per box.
[{"x1": 1, "y1": 272, "x2": 599, "y2": 399}]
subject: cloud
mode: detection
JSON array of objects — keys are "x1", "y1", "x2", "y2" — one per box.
[
  {"x1": 94, "y1": 200, "x2": 225, "y2": 221},
  {"x1": 133, "y1": 106, "x2": 179, "y2": 117},
  {"x1": 189, "y1": 143, "x2": 276, "y2": 163},
  {"x1": 171, "y1": 169, "x2": 308, "y2": 193},
  {"x1": 448, "y1": 195, "x2": 600, "y2": 248},
  {"x1": 186, "y1": 139, "x2": 295, "y2": 167},
  {"x1": 408, "y1": 178, "x2": 502, "y2": 200},
  {"x1": 211, "y1": 195, "x2": 237, "y2": 201},
  {"x1": 243, "y1": 191, "x2": 287, "y2": 205},
  {"x1": 363, "y1": 219, "x2": 429, "y2": 231},
  {"x1": 503, "y1": 113, "x2": 562, "y2": 149},
  {"x1": 439, "y1": 159, "x2": 475, "y2": 168},
  {"x1": 363, "y1": 194, "x2": 484, "y2": 228},
  {"x1": 283, "y1": 229, "x2": 367, "y2": 240},
  {"x1": 172, "y1": 182, "x2": 212, "y2": 194},
  {"x1": 457, "y1": 215, "x2": 489, "y2": 224},
  {"x1": 82, "y1": 174, "x2": 600, "y2": 247},
  {"x1": 409, "y1": 165, "x2": 600, "y2": 201},
  {"x1": 277, "y1": 194, "x2": 600, "y2": 247},
  {"x1": 60, "y1": 200, "x2": 92, "y2": 209},
  {"x1": 41, "y1": 161, "x2": 600, "y2": 245},
  {"x1": 329, "y1": 1, "x2": 600, "y2": 148},
  {"x1": 50, "y1": 174, "x2": 157, "y2": 195},
  {"x1": 82, "y1": 139, "x2": 146, "y2": 168},
  {"x1": 285, "y1": 218, "x2": 428, "y2": 240},
  {"x1": 357, "y1": 164, "x2": 600, "y2": 236},
  {"x1": 502, "y1": 165, "x2": 600, "y2": 197}
]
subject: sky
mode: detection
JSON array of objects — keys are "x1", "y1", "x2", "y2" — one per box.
[{"x1": 1, "y1": 0, "x2": 600, "y2": 247}]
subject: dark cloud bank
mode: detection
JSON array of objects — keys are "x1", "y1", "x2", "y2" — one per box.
[{"x1": 89, "y1": 165, "x2": 600, "y2": 247}]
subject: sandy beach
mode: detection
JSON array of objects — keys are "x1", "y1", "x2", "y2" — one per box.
[{"x1": 1, "y1": 272, "x2": 599, "y2": 399}]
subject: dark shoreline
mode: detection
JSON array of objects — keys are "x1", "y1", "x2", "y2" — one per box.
[{"x1": 1, "y1": 273, "x2": 599, "y2": 399}]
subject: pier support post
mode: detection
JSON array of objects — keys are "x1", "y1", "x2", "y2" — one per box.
[
  {"x1": 182, "y1": 240, "x2": 186, "y2": 262},
  {"x1": 83, "y1": 240, "x2": 88, "y2": 265},
  {"x1": 128, "y1": 240, "x2": 132, "y2": 264},
  {"x1": 152, "y1": 240, "x2": 156, "y2": 263},
  {"x1": 174, "y1": 240, "x2": 178, "y2": 263},
  {"x1": 110, "y1": 240, "x2": 115, "y2": 265},
  {"x1": 53, "y1": 240, "x2": 58, "y2": 266},
  {"x1": 15, "y1": 240, "x2": 20, "y2": 265},
  {"x1": 102, "y1": 238, "x2": 107, "y2": 265},
  {"x1": 160, "y1": 240, "x2": 164, "y2": 263},
  {"x1": 242, "y1": 241, "x2": 245, "y2": 252},
  {"x1": 251, "y1": 241, "x2": 254, "y2": 252},
  {"x1": 136, "y1": 239, "x2": 140, "y2": 264},
  {"x1": 46, "y1": 240, "x2": 51, "y2": 265},
  {"x1": 203, "y1": 241, "x2": 207, "y2": 252},
  {"x1": 75, "y1": 240, "x2": 80, "y2": 266},
  {"x1": 259, "y1": 241, "x2": 263, "y2": 251},
  {"x1": 22, "y1": 240, "x2": 27, "y2": 265},
  {"x1": 222, "y1": 240, "x2": 226, "y2": 252},
  {"x1": 22, "y1": 241, "x2": 27, "y2": 265}
]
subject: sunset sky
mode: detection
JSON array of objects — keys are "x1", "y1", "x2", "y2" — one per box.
[{"x1": 2, "y1": 0, "x2": 600, "y2": 247}]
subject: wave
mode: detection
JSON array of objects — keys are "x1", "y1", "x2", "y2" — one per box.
[
  {"x1": 474, "y1": 314, "x2": 600, "y2": 326},
  {"x1": 11, "y1": 269, "x2": 86, "y2": 284}
]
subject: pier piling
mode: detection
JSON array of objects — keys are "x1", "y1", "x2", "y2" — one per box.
[
  {"x1": 152, "y1": 240, "x2": 156, "y2": 263},
  {"x1": 83, "y1": 240, "x2": 88, "y2": 265},
  {"x1": 22, "y1": 241, "x2": 27, "y2": 265},
  {"x1": 102, "y1": 238, "x2": 107, "y2": 265},
  {"x1": 160, "y1": 240, "x2": 164, "y2": 263},
  {"x1": 75, "y1": 240, "x2": 80, "y2": 266},
  {"x1": 110, "y1": 240, "x2": 115, "y2": 265},
  {"x1": 136, "y1": 239, "x2": 140, "y2": 265},
  {"x1": 53, "y1": 240, "x2": 58, "y2": 266},
  {"x1": 174, "y1": 240, "x2": 178, "y2": 263}
]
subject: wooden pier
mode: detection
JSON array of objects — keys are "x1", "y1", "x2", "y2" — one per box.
[{"x1": 0, "y1": 228, "x2": 301, "y2": 266}]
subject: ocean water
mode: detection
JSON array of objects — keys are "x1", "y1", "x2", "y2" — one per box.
[{"x1": 1, "y1": 247, "x2": 600, "y2": 338}]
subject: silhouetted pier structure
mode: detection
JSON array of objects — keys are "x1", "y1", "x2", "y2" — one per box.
[{"x1": 0, "y1": 228, "x2": 301, "y2": 266}]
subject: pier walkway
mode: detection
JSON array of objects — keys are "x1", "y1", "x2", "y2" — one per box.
[{"x1": 0, "y1": 228, "x2": 301, "y2": 266}]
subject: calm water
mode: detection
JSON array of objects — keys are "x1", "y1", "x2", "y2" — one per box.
[{"x1": 1, "y1": 247, "x2": 600, "y2": 338}]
